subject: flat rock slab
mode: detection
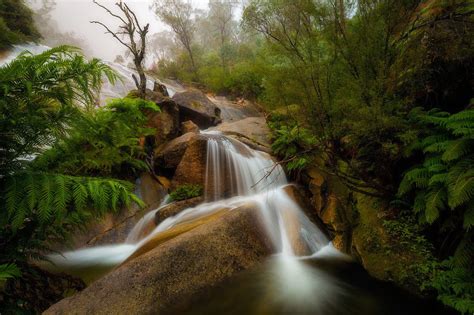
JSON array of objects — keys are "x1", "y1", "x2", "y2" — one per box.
[{"x1": 213, "y1": 117, "x2": 272, "y2": 148}]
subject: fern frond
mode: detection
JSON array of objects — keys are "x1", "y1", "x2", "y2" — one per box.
[
  {"x1": 464, "y1": 202, "x2": 474, "y2": 230},
  {"x1": 441, "y1": 139, "x2": 473, "y2": 162},
  {"x1": 448, "y1": 170, "x2": 474, "y2": 209},
  {"x1": 425, "y1": 187, "x2": 447, "y2": 223},
  {"x1": 0, "y1": 263, "x2": 21, "y2": 281}
]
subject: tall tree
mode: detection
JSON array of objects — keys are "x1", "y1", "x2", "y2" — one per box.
[
  {"x1": 91, "y1": 0, "x2": 150, "y2": 98},
  {"x1": 153, "y1": 0, "x2": 197, "y2": 73},
  {"x1": 208, "y1": 0, "x2": 236, "y2": 70}
]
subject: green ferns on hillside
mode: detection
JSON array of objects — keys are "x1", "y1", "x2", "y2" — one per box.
[
  {"x1": 33, "y1": 98, "x2": 160, "y2": 177},
  {"x1": 0, "y1": 47, "x2": 148, "y2": 313},
  {"x1": 268, "y1": 113, "x2": 317, "y2": 173},
  {"x1": 0, "y1": 46, "x2": 117, "y2": 176},
  {"x1": 398, "y1": 108, "x2": 474, "y2": 313},
  {"x1": 399, "y1": 108, "x2": 474, "y2": 229}
]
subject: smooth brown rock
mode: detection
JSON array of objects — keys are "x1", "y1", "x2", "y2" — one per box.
[
  {"x1": 181, "y1": 120, "x2": 200, "y2": 134},
  {"x1": 172, "y1": 89, "x2": 222, "y2": 128},
  {"x1": 44, "y1": 206, "x2": 273, "y2": 315},
  {"x1": 172, "y1": 134, "x2": 208, "y2": 188},
  {"x1": 154, "y1": 132, "x2": 197, "y2": 169},
  {"x1": 213, "y1": 117, "x2": 271, "y2": 148}
]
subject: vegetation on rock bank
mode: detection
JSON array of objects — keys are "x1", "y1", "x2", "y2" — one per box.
[
  {"x1": 0, "y1": 47, "x2": 157, "y2": 313},
  {"x1": 154, "y1": 0, "x2": 473, "y2": 312}
]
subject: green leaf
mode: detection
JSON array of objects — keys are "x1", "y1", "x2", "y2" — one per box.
[{"x1": 0, "y1": 263, "x2": 21, "y2": 281}]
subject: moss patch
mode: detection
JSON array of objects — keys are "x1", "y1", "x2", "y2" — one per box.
[{"x1": 352, "y1": 194, "x2": 435, "y2": 296}]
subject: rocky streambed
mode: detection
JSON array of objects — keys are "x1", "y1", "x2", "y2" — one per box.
[{"x1": 43, "y1": 87, "x2": 454, "y2": 315}]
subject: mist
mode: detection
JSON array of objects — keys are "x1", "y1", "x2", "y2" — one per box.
[{"x1": 32, "y1": 0, "x2": 210, "y2": 62}]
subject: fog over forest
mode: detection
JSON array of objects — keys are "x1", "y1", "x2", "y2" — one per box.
[{"x1": 29, "y1": 0, "x2": 211, "y2": 61}]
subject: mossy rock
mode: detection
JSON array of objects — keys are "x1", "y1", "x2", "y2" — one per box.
[{"x1": 351, "y1": 194, "x2": 434, "y2": 296}]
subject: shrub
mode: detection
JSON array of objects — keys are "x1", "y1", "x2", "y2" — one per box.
[{"x1": 169, "y1": 184, "x2": 203, "y2": 202}]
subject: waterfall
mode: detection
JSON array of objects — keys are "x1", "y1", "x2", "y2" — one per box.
[
  {"x1": 203, "y1": 130, "x2": 286, "y2": 201},
  {"x1": 6, "y1": 43, "x2": 333, "y2": 274},
  {"x1": 48, "y1": 130, "x2": 331, "y2": 272}
]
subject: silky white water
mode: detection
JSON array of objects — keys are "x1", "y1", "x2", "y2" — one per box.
[
  {"x1": 5, "y1": 44, "x2": 337, "y2": 295},
  {"x1": 48, "y1": 130, "x2": 330, "y2": 270}
]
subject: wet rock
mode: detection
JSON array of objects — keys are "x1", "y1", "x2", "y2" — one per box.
[
  {"x1": 147, "y1": 98, "x2": 180, "y2": 147},
  {"x1": 44, "y1": 206, "x2": 273, "y2": 315},
  {"x1": 172, "y1": 89, "x2": 222, "y2": 129},
  {"x1": 181, "y1": 120, "x2": 200, "y2": 134},
  {"x1": 207, "y1": 95, "x2": 262, "y2": 122},
  {"x1": 172, "y1": 134, "x2": 208, "y2": 188},
  {"x1": 213, "y1": 117, "x2": 271, "y2": 148},
  {"x1": 301, "y1": 165, "x2": 430, "y2": 295},
  {"x1": 155, "y1": 197, "x2": 204, "y2": 225},
  {"x1": 281, "y1": 185, "x2": 329, "y2": 256},
  {"x1": 129, "y1": 89, "x2": 180, "y2": 147},
  {"x1": 153, "y1": 81, "x2": 169, "y2": 97},
  {"x1": 155, "y1": 132, "x2": 197, "y2": 169}
]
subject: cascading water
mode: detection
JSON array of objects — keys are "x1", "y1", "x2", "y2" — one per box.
[{"x1": 48, "y1": 127, "x2": 332, "y2": 274}]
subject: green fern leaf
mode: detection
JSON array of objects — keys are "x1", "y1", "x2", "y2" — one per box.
[
  {"x1": 425, "y1": 187, "x2": 446, "y2": 223},
  {"x1": 449, "y1": 171, "x2": 474, "y2": 209},
  {"x1": 72, "y1": 181, "x2": 88, "y2": 211},
  {"x1": 441, "y1": 139, "x2": 473, "y2": 162},
  {"x1": 464, "y1": 202, "x2": 474, "y2": 230},
  {"x1": 0, "y1": 263, "x2": 21, "y2": 281}
]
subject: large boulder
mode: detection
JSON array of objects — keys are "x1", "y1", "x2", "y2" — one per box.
[
  {"x1": 172, "y1": 134, "x2": 208, "y2": 189},
  {"x1": 181, "y1": 120, "x2": 199, "y2": 134},
  {"x1": 44, "y1": 206, "x2": 273, "y2": 315},
  {"x1": 172, "y1": 89, "x2": 222, "y2": 129},
  {"x1": 147, "y1": 98, "x2": 180, "y2": 147},
  {"x1": 129, "y1": 89, "x2": 180, "y2": 147},
  {"x1": 153, "y1": 81, "x2": 169, "y2": 97},
  {"x1": 154, "y1": 132, "x2": 197, "y2": 170},
  {"x1": 301, "y1": 165, "x2": 431, "y2": 295},
  {"x1": 212, "y1": 117, "x2": 272, "y2": 149}
]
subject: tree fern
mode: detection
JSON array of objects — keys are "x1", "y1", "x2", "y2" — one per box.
[
  {"x1": 425, "y1": 187, "x2": 447, "y2": 223},
  {"x1": 399, "y1": 108, "x2": 474, "y2": 230},
  {"x1": 441, "y1": 139, "x2": 473, "y2": 162},
  {"x1": 1, "y1": 171, "x2": 144, "y2": 258},
  {"x1": 400, "y1": 108, "x2": 474, "y2": 314},
  {"x1": 0, "y1": 46, "x2": 118, "y2": 177}
]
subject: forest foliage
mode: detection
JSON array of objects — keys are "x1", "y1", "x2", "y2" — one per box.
[
  {"x1": 0, "y1": 46, "x2": 156, "y2": 313},
  {"x1": 0, "y1": 0, "x2": 40, "y2": 49},
  {"x1": 0, "y1": 0, "x2": 473, "y2": 313},
  {"x1": 153, "y1": 0, "x2": 473, "y2": 312}
]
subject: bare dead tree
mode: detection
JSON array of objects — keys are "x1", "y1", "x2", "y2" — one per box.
[{"x1": 91, "y1": 0, "x2": 150, "y2": 98}]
